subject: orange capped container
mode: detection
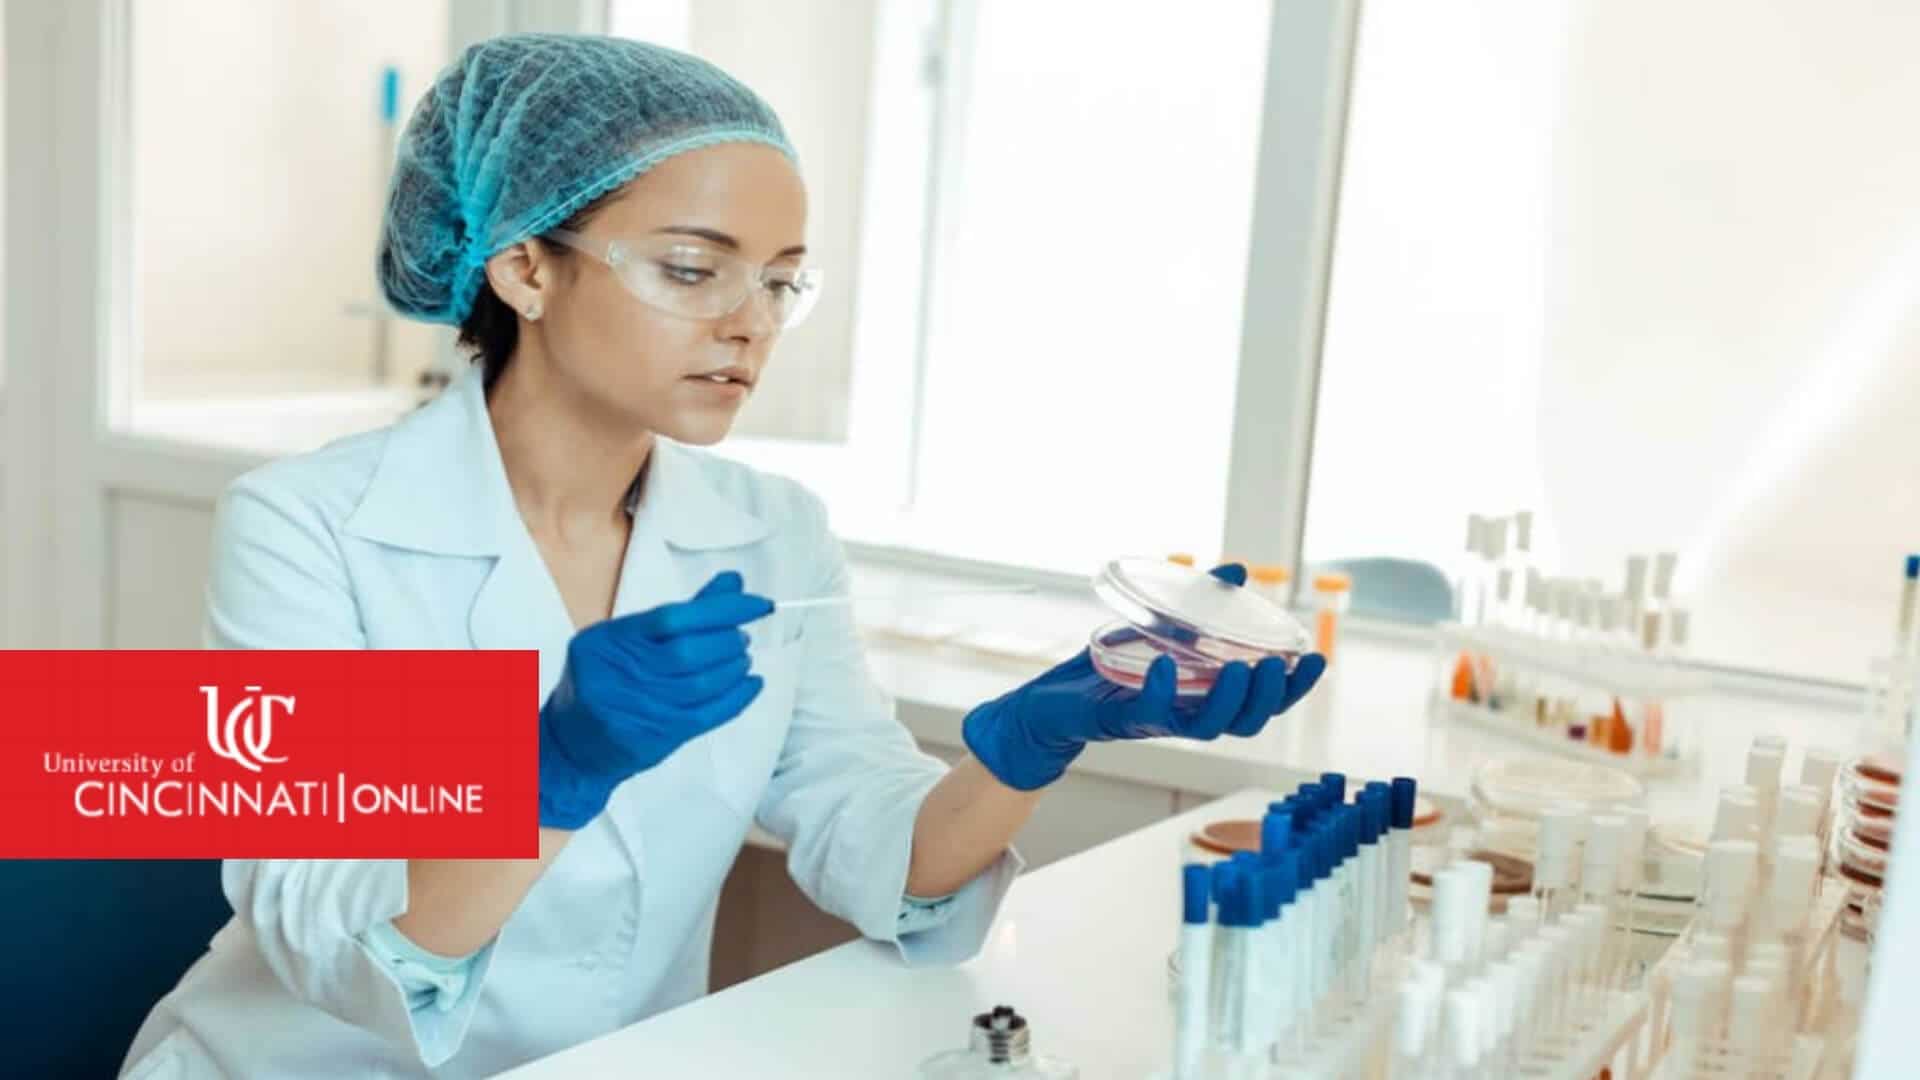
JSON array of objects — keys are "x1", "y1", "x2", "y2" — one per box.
[
  {"x1": 1311, "y1": 572, "x2": 1352, "y2": 661},
  {"x1": 1247, "y1": 563, "x2": 1293, "y2": 608}
]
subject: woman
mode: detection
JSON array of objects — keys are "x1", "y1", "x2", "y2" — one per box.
[{"x1": 122, "y1": 34, "x2": 1325, "y2": 1078}]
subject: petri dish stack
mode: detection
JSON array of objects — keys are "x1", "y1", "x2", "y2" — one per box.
[{"x1": 1834, "y1": 751, "x2": 1903, "y2": 940}]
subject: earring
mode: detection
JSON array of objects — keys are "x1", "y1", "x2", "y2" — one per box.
[{"x1": 524, "y1": 301, "x2": 542, "y2": 322}]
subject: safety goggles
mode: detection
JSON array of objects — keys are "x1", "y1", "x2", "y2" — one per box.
[{"x1": 544, "y1": 227, "x2": 824, "y2": 330}]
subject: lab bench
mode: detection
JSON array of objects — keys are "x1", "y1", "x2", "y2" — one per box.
[{"x1": 499, "y1": 790, "x2": 1309, "y2": 1078}]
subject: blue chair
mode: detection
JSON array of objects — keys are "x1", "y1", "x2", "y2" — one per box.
[
  {"x1": 1307, "y1": 556, "x2": 1455, "y2": 625},
  {"x1": 0, "y1": 860, "x2": 229, "y2": 1077}
]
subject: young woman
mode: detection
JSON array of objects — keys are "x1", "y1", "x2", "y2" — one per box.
[{"x1": 123, "y1": 34, "x2": 1324, "y2": 1078}]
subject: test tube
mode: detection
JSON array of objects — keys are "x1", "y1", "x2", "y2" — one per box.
[
  {"x1": 1729, "y1": 974, "x2": 1773, "y2": 1080},
  {"x1": 1776, "y1": 785, "x2": 1823, "y2": 841},
  {"x1": 1269, "y1": 851, "x2": 1303, "y2": 1055},
  {"x1": 1898, "y1": 554, "x2": 1919, "y2": 658},
  {"x1": 1442, "y1": 987, "x2": 1481, "y2": 1080},
  {"x1": 1509, "y1": 944, "x2": 1544, "y2": 1066},
  {"x1": 1765, "y1": 837, "x2": 1820, "y2": 943},
  {"x1": 1459, "y1": 859, "x2": 1494, "y2": 975},
  {"x1": 1431, "y1": 867, "x2": 1471, "y2": 982},
  {"x1": 1651, "y1": 552, "x2": 1678, "y2": 610},
  {"x1": 1212, "y1": 867, "x2": 1253, "y2": 1057},
  {"x1": 1505, "y1": 894, "x2": 1541, "y2": 938},
  {"x1": 1615, "y1": 808, "x2": 1650, "y2": 987},
  {"x1": 1533, "y1": 809, "x2": 1580, "y2": 922},
  {"x1": 1175, "y1": 865, "x2": 1213, "y2": 1079},
  {"x1": 1390, "y1": 778, "x2": 1418, "y2": 944},
  {"x1": 1703, "y1": 840, "x2": 1758, "y2": 983},
  {"x1": 1535, "y1": 926, "x2": 1572, "y2": 1048},
  {"x1": 1486, "y1": 959, "x2": 1518, "y2": 1072},
  {"x1": 1667, "y1": 963, "x2": 1716, "y2": 1076},
  {"x1": 1624, "y1": 555, "x2": 1649, "y2": 628},
  {"x1": 1748, "y1": 735, "x2": 1787, "y2": 834},
  {"x1": 1711, "y1": 786, "x2": 1759, "y2": 843},
  {"x1": 1391, "y1": 979, "x2": 1433, "y2": 1080},
  {"x1": 1581, "y1": 816, "x2": 1625, "y2": 990},
  {"x1": 1364, "y1": 782, "x2": 1394, "y2": 947},
  {"x1": 1573, "y1": 903, "x2": 1609, "y2": 1018},
  {"x1": 1798, "y1": 749, "x2": 1842, "y2": 885},
  {"x1": 1237, "y1": 872, "x2": 1270, "y2": 1063}
]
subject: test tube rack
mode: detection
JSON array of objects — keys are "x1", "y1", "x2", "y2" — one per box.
[
  {"x1": 1432, "y1": 622, "x2": 1711, "y2": 778},
  {"x1": 1640, "y1": 885, "x2": 1854, "y2": 1079}
]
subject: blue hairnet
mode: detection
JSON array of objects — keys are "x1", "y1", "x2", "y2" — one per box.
[{"x1": 378, "y1": 33, "x2": 797, "y2": 326}]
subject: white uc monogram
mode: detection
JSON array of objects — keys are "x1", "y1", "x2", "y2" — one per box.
[{"x1": 201, "y1": 684, "x2": 293, "y2": 772}]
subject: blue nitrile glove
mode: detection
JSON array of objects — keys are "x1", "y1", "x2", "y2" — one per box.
[
  {"x1": 537, "y1": 570, "x2": 773, "y2": 828},
  {"x1": 961, "y1": 563, "x2": 1327, "y2": 791}
]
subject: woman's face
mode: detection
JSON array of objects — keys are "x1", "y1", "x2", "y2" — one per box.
[{"x1": 514, "y1": 143, "x2": 809, "y2": 445}]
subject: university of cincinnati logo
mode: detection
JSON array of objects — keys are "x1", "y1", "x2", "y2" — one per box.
[{"x1": 202, "y1": 684, "x2": 292, "y2": 773}]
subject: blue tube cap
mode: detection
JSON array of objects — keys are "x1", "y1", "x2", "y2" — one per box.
[
  {"x1": 1391, "y1": 777, "x2": 1418, "y2": 829},
  {"x1": 1321, "y1": 771, "x2": 1347, "y2": 805},
  {"x1": 1908, "y1": 554, "x2": 1919, "y2": 580},
  {"x1": 1213, "y1": 864, "x2": 1241, "y2": 925},
  {"x1": 1261, "y1": 808, "x2": 1294, "y2": 857},
  {"x1": 1183, "y1": 864, "x2": 1211, "y2": 924},
  {"x1": 1244, "y1": 869, "x2": 1266, "y2": 926}
]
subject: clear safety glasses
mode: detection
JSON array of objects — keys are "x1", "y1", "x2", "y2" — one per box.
[{"x1": 544, "y1": 227, "x2": 824, "y2": 330}]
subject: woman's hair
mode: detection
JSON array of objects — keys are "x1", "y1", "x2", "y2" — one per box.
[{"x1": 457, "y1": 192, "x2": 616, "y2": 391}]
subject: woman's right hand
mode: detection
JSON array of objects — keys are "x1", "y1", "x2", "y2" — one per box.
[{"x1": 536, "y1": 570, "x2": 773, "y2": 829}]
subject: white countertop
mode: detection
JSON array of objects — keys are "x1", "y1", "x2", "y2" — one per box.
[{"x1": 498, "y1": 790, "x2": 1276, "y2": 1079}]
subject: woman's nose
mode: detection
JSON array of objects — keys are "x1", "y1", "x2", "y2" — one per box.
[{"x1": 713, "y1": 284, "x2": 779, "y2": 343}]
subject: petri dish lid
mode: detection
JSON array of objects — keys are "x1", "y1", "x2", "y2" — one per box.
[
  {"x1": 1090, "y1": 558, "x2": 1309, "y2": 662},
  {"x1": 1471, "y1": 754, "x2": 1644, "y2": 822}
]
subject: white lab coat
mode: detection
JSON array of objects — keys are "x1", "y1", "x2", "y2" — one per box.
[{"x1": 121, "y1": 372, "x2": 1017, "y2": 1078}]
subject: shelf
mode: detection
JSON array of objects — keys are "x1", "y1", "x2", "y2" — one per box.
[{"x1": 1441, "y1": 697, "x2": 1692, "y2": 779}]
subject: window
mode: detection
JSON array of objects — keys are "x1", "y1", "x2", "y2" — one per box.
[
  {"x1": 118, "y1": 0, "x2": 450, "y2": 447},
  {"x1": 613, "y1": 0, "x2": 918, "y2": 516},
  {"x1": 1302, "y1": 0, "x2": 1920, "y2": 682},
  {"x1": 624, "y1": 0, "x2": 1282, "y2": 574},
  {"x1": 904, "y1": 2, "x2": 1274, "y2": 574}
]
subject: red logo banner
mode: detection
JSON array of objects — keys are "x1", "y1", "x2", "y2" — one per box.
[{"x1": 1, "y1": 651, "x2": 540, "y2": 858}]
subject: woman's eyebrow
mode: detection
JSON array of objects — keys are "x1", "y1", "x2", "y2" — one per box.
[{"x1": 654, "y1": 225, "x2": 806, "y2": 257}]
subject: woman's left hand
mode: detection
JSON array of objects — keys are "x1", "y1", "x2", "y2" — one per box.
[{"x1": 959, "y1": 563, "x2": 1326, "y2": 791}]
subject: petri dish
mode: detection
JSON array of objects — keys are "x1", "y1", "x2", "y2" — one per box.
[
  {"x1": 1086, "y1": 559, "x2": 1309, "y2": 696},
  {"x1": 1837, "y1": 825, "x2": 1889, "y2": 883},
  {"x1": 1088, "y1": 623, "x2": 1225, "y2": 696},
  {"x1": 1841, "y1": 755, "x2": 1901, "y2": 814},
  {"x1": 1471, "y1": 754, "x2": 1645, "y2": 822}
]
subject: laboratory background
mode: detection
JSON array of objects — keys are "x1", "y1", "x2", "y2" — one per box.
[{"x1": 2, "y1": 0, "x2": 1918, "y2": 1077}]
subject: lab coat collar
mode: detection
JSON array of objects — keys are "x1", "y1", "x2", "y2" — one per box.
[{"x1": 344, "y1": 370, "x2": 771, "y2": 557}]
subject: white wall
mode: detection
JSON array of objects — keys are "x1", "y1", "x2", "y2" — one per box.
[
  {"x1": 1304, "y1": 0, "x2": 1920, "y2": 681},
  {"x1": 1543, "y1": 0, "x2": 1920, "y2": 680},
  {"x1": 130, "y1": 0, "x2": 449, "y2": 399}
]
